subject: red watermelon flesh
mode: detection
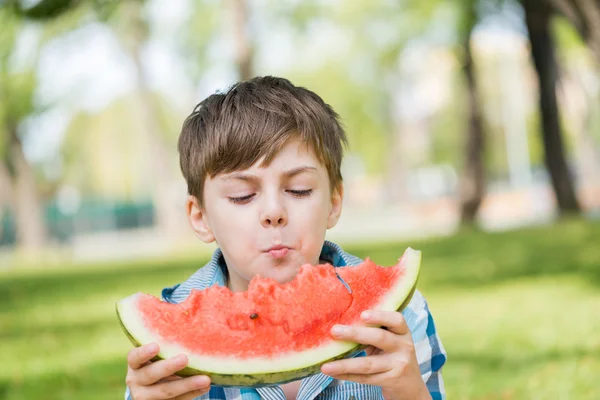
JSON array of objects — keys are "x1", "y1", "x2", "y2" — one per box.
[{"x1": 116, "y1": 247, "x2": 421, "y2": 387}]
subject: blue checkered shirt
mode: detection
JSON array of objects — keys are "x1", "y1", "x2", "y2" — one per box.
[{"x1": 125, "y1": 241, "x2": 447, "y2": 399}]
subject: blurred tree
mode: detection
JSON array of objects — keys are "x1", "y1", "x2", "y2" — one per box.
[
  {"x1": 266, "y1": 0, "x2": 439, "y2": 200},
  {"x1": 548, "y1": 0, "x2": 600, "y2": 64},
  {"x1": 2, "y1": 1, "x2": 90, "y2": 249},
  {"x1": 553, "y1": 17, "x2": 600, "y2": 196},
  {"x1": 227, "y1": 0, "x2": 253, "y2": 80},
  {"x1": 60, "y1": 93, "x2": 181, "y2": 201},
  {"x1": 176, "y1": 0, "x2": 219, "y2": 87},
  {"x1": 0, "y1": 9, "x2": 48, "y2": 250},
  {"x1": 112, "y1": 0, "x2": 182, "y2": 235},
  {"x1": 522, "y1": 0, "x2": 581, "y2": 213},
  {"x1": 181, "y1": 0, "x2": 254, "y2": 82},
  {"x1": 457, "y1": 0, "x2": 487, "y2": 224},
  {"x1": 13, "y1": 0, "x2": 186, "y2": 234},
  {"x1": 9, "y1": 0, "x2": 78, "y2": 19}
]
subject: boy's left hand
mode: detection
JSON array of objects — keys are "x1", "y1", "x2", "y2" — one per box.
[{"x1": 320, "y1": 310, "x2": 431, "y2": 400}]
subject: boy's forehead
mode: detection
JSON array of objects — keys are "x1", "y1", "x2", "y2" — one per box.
[
  {"x1": 219, "y1": 140, "x2": 325, "y2": 177},
  {"x1": 219, "y1": 165, "x2": 319, "y2": 180}
]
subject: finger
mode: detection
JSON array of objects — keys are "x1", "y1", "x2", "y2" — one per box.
[
  {"x1": 321, "y1": 354, "x2": 389, "y2": 376},
  {"x1": 137, "y1": 354, "x2": 190, "y2": 386},
  {"x1": 158, "y1": 375, "x2": 182, "y2": 383},
  {"x1": 128, "y1": 343, "x2": 160, "y2": 370},
  {"x1": 142, "y1": 375, "x2": 210, "y2": 400},
  {"x1": 331, "y1": 325, "x2": 400, "y2": 352},
  {"x1": 361, "y1": 310, "x2": 410, "y2": 336}
]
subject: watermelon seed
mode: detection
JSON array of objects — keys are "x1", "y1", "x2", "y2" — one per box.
[{"x1": 250, "y1": 313, "x2": 258, "y2": 319}]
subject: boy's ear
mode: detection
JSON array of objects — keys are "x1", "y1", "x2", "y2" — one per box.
[
  {"x1": 327, "y1": 183, "x2": 344, "y2": 229},
  {"x1": 186, "y1": 195, "x2": 216, "y2": 243}
]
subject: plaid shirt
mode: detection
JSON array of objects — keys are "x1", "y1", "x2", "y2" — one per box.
[{"x1": 126, "y1": 241, "x2": 447, "y2": 400}]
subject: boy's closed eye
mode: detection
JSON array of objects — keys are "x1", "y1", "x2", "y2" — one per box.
[
  {"x1": 287, "y1": 188, "x2": 313, "y2": 197},
  {"x1": 228, "y1": 193, "x2": 255, "y2": 204},
  {"x1": 227, "y1": 189, "x2": 313, "y2": 204}
]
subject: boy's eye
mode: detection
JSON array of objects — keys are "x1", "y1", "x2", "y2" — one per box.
[
  {"x1": 228, "y1": 193, "x2": 255, "y2": 204},
  {"x1": 288, "y1": 189, "x2": 313, "y2": 197}
]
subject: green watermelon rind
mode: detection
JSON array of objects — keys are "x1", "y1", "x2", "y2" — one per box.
[{"x1": 116, "y1": 248, "x2": 421, "y2": 388}]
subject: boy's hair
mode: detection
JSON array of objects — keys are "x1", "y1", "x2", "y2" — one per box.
[{"x1": 178, "y1": 76, "x2": 348, "y2": 205}]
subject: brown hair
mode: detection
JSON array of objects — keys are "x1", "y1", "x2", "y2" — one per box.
[{"x1": 178, "y1": 76, "x2": 347, "y2": 204}]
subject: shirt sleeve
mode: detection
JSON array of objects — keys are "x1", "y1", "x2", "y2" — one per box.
[
  {"x1": 401, "y1": 290, "x2": 447, "y2": 400},
  {"x1": 125, "y1": 386, "x2": 132, "y2": 400}
]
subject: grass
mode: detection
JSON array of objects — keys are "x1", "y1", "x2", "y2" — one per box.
[{"x1": 1, "y1": 218, "x2": 599, "y2": 399}]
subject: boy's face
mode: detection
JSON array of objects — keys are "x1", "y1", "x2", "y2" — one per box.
[{"x1": 187, "y1": 139, "x2": 344, "y2": 292}]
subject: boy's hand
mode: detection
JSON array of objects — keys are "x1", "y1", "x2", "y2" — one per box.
[
  {"x1": 321, "y1": 311, "x2": 431, "y2": 400},
  {"x1": 126, "y1": 343, "x2": 211, "y2": 400}
]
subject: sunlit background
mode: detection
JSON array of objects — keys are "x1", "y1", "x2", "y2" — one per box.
[{"x1": 1, "y1": 0, "x2": 599, "y2": 399}]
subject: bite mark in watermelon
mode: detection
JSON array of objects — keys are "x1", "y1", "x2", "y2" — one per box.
[{"x1": 116, "y1": 247, "x2": 421, "y2": 387}]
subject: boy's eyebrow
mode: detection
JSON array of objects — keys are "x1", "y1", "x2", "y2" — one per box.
[
  {"x1": 221, "y1": 173, "x2": 259, "y2": 183},
  {"x1": 221, "y1": 166, "x2": 317, "y2": 182},
  {"x1": 284, "y1": 166, "x2": 318, "y2": 178}
]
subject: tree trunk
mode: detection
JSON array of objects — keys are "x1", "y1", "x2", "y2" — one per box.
[
  {"x1": 9, "y1": 127, "x2": 47, "y2": 249},
  {"x1": 120, "y1": 0, "x2": 181, "y2": 235},
  {"x1": 547, "y1": 0, "x2": 600, "y2": 64},
  {"x1": 131, "y1": 53, "x2": 181, "y2": 235},
  {"x1": 523, "y1": 0, "x2": 581, "y2": 214},
  {"x1": 459, "y1": 7, "x2": 486, "y2": 224},
  {"x1": 0, "y1": 160, "x2": 14, "y2": 210},
  {"x1": 228, "y1": 0, "x2": 253, "y2": 81},
  {"x1": 0, "y1": 160, "x2": 14, "y2": 243}
]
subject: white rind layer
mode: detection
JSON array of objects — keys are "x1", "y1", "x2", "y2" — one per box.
[{"x1": 117, "y1": 248, "x2": 421, "y2": 375}]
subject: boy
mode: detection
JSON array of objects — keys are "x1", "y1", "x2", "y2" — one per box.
[{"x1": 124, "y1": 76, "x2": 446, "y2": 400}]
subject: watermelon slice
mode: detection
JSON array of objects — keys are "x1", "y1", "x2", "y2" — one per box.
[{"x1": 116, "y1": 247, "x2": 421, "y2": 387}]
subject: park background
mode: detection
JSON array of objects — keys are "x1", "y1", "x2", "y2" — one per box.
[{"x1": 1, "y1": 0, "x2": 599, "y2": 398}]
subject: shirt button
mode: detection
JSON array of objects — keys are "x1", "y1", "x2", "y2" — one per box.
[{"x1": 349, "y1": 396, "x2": 356, "y2": 400}]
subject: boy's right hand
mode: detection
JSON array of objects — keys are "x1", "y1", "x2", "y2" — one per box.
[{"x1": 126, "y1": 343, "x2": 211, "y2": 400}]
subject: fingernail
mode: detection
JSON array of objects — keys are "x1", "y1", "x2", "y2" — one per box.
[
  {"x1": 175, "y1": 354, "x2": 188, "y2": 365},
  {"x1": 320, "y1": 364, "x2": 333, "y2": 374},
  {"x1": 147, "y1": 343, "x2": 158, "y2": 355},
  {"x1": 331, "y1": 325, "x2": 348, "y2": 335},
  {"x1": 361, "y1": 311, "x2": 372, "y2": 321},
  {"x1": 194, "y1": 376, "x2": 210, "y2": 387}
]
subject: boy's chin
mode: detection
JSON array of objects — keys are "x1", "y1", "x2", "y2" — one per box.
[
  {"x1": 260, "y1": 262, "x2": 302, "y2": 284},
  {"x1": 248, "y1": 251, "x2": 317, "y2": 284}
]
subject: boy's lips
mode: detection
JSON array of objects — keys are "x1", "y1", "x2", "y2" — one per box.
[{"x1": 264, "y1": 245, "x2": 291, "y2": 259}]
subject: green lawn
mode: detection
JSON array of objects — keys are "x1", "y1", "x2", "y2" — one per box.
[{"x1": 1, "y1": 218, "x2": 599, "y2": 399}]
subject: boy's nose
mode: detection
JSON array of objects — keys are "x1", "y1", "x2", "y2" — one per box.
[
  {"x1": 260, "y1": 198, "x2": 287, "y2": 228},
  {"x1": 263, "y1": 216, "x2": 286, "y2": 227}
]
